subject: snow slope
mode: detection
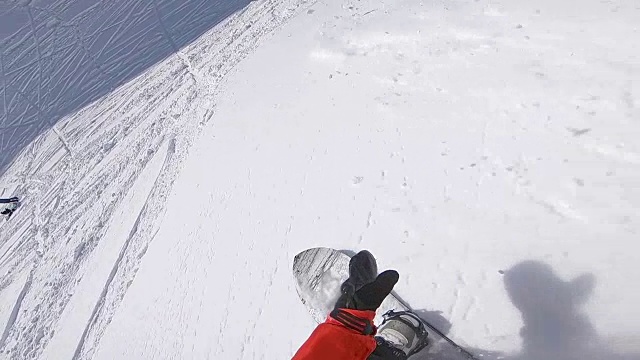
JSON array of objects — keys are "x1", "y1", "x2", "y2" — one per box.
[
  {"x1": 1, "y1": 0, "x2": 640, "y2": 359},
  {"x1": 0, "y1": 0, "x2": 253, "y2": 172},
  {"x1": 0, "y1": 0, "x2": 312, "y2": 358}
]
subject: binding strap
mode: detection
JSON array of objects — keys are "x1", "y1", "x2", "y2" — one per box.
[
  {"x1": 381, "y1": 310, "x2": 428, "y2": 337},
  {"x1": 330, "y1": 309, "x2": 376, "y2": 335}
]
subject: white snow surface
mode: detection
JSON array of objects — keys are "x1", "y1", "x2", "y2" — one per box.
[{"x1": 1, "y1": 0, "x2": 640, "y2": 359}]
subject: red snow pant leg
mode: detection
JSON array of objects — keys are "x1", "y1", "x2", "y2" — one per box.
[{"x1": 292, "y1": 310, "x2": 377, "y2": 360}]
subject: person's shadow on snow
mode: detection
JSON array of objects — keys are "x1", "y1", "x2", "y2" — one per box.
[
  {"x1": 504, "y1": 260, "x2": 596, "y2": 360},
  {"x1": 410, "y1": 260, "x2": 639, "y2": 360}
]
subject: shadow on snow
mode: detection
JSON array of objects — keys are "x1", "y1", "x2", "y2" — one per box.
[
  {"x1": 408, "y1": 260, "x2": 639, "y2": 360},
  {"x1": 0, "y1": 0, "x2": 252, "y2": 173}
]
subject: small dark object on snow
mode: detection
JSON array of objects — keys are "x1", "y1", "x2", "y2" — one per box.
[{"x1": 0, "y1": 197, "x2": 20, "y2": 220}]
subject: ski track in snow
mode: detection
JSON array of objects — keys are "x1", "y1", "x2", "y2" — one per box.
[
  {"x1": 0, "y1": 272, "x2": 31, "y2": 349},
  {"x1": 0, "y1": 0, "x2": 312, "y2": 358}
]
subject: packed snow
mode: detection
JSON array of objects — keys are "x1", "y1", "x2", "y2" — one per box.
[{"x1": 1, "y1": 0, "x2": 639, "y2": 359}]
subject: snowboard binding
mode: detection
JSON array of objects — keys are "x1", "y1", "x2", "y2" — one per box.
[{"x1": 376, "y1": 310, "x2": 430, "y2": 358}]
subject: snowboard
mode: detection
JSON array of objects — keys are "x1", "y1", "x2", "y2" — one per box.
[
  {"x1": 293, "y1": 247, "x2": 478, "y2": 360},
  {"x1": 0, "y1": 197, "x2": 19, "y2": 205}
]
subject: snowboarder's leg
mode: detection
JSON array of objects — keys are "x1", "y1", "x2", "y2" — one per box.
[{"x1": 294, "y1": 250, "x2": 399, "y2": 360}]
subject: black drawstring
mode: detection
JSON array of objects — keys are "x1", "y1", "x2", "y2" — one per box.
[{"x1": 330, "y1": 309, "x2": 375, "y2": 335}]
